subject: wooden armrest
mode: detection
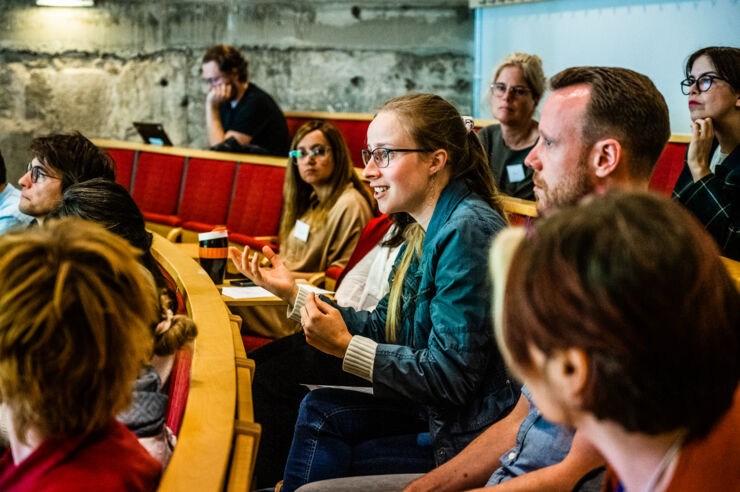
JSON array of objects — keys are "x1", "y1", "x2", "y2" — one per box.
[
  {"x1": 253, "y1": 235, "x2": 278, "y2": 243},
  {"x1": 501, "y1": 196, "x2": 538, "y2": 218},
  {"x1": 307, "y1": 272, "x2": 326, "y2": 287},
  {"x1": 166, "y1": 227, "x2": 183, "y2": 243}
]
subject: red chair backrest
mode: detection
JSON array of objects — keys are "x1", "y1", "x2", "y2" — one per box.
[
  {"x1": 131, "y1": 152, "x2": 186, "y2": 215},
  {"x1": 177, "y1": 158, "x2": 237, "y2": 226},
  {"x1": 333, "y1": 214, "x2": 393, "y2": 287},
  {"x1": 649, "y1": 142, "x2": 687, "y2": 195},
  {"x1": 285, "y1": 117, "x2": 371, "y2": 168},
  {"x1": 105, "y1": 148, "x2": 136, "y2": 191},
  {"x1": 165, "y1": 348, "x2": 192, "y2": 435},
  {"x1": 226, "y1": 162, "x2": 285, "y2": 237}
]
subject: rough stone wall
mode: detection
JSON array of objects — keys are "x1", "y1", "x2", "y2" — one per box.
[{"x1": 0, "y1": 0, "x2": 473, "y2": 181}]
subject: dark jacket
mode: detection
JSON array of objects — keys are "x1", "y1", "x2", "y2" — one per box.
[
  {"x1": 337, "y1": 178, "x2": 519, "y2": 464},
  {"x1": 673, "y1": 140, "x2": 740, "y2": 261}
]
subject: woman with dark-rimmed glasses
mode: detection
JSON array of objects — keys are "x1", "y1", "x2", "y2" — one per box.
[
  {"x1": 673, "y1": 46, "x2": 740, "y2": 260},
  {"x1": 477, "y1": 52, "x2": 546, "y2": 200}
]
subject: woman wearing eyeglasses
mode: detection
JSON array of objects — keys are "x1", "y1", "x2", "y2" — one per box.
[
  {"x1": 234, "y1": 120, "x2": 374, "y2": 338},
  {"x1": 477, "y1": 52, "x2": 546, "y2": 200},
  {"x1": 673, "y1": 46, "x2": 740, "y2": 261},
  {"x1": 231, "y1": 94, "x2": 518, "y2": 491}
]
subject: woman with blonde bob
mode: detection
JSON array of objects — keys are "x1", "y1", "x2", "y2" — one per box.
[
  {"x1": 0, "y1": 219, "x2": 161, "y2": 491},
  {"x1": 231, "y1": 93, "x2": 518, "y2": 491},
  {"x1": 491, "y1": 191, "x2": 740, "y2": 492},
  {"x1": 236, "y1": 120, "x2": 374, "y2": 338},
  {"x1": 478, "y1": 52, "x2": 546, "y2": 199}
]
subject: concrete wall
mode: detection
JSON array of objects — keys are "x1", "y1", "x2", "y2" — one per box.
[{"x1": 0, "y1": 0, "x2": 473, "y2": 182}]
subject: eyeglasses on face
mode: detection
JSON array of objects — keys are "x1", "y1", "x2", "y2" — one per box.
[
  {"x1": 289, "y1": 145, "x2": 331, "y2": 162},
  {"x1": 490, "y1": 83, "x2": 531, "y2": 98},
  {"x1": 26, "y1": 162, "x2": 57, "y2": 184},
  {"x1": 680, "y1": 73, "x2": 727, "y2": 95},
  {"x1": 361, "y1": 148, "x2": 433, "y2": 168}
]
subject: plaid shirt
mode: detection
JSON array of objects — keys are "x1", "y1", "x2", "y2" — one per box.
[{"x1": 673, "y1": 140, "x2": 740, "y2": 261}]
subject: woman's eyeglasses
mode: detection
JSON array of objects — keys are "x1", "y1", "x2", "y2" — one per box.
[
  {"x1": 289, "y1": 146, "x2": 331, "y2": 162},
  {"x1": 490, "y1": 83, "x2": 531, "y2": 98},
  {"x1": 361, "y1": 148, "x2": 433, "y2": 168},
  {"x1": 681, "y1": 73, "x2": 727, "y2": 95}
]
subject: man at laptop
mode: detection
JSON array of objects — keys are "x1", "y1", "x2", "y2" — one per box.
[{"x1": 202, "y1": 45, "x2": 290, "y2": 156}]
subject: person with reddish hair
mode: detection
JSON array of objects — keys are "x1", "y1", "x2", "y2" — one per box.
[
  {"x1": 0, "y1": 219, "x2": 162, "y2": 491},
  {"x1": 491, "y1": 191, "x2": 740, "y2": 492}
]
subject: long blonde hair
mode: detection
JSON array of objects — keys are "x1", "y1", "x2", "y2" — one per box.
[
  {"x1": 382, "y1": 94, "x2": 504, "y2": 341},
  {"x1": 279, "y1": 120, "x2": 373, "y2": 244}
]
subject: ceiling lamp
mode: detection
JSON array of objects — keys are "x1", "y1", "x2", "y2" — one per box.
[{"x1": 36, "y1": 0, "x2": 94, "y2": 6}]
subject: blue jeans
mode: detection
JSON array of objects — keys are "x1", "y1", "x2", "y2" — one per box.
[{"x1": 282, "y1": 388, "x2": 436, "y2": 492}]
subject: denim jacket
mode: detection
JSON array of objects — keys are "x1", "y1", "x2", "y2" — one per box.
[{"x1": 336, "y1": 178, "x2": 519, "y2": 464}]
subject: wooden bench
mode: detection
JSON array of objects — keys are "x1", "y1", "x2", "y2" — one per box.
[{"x1": 151, "y1": 233, "x2": 260, "y2": 491}]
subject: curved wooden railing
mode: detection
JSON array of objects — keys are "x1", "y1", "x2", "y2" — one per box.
[{"x1": 151, "y1": 233, "x2": 237, "y2": 491}]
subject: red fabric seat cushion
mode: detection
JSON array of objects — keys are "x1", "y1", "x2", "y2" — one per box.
[
  {"x1": 228, "y1": 232, "x2": 278, "y2": 252},
  {"x1": 226, "y1": 163, "x2": 285, "y2": 237},
  {"x1": 105, "y1": 148, "x2": 136, "y2": 191},
  {"x1": 649, "y1": 142, "x2": 687, "y2": 195},
  {"x1": 142, "y1": 211, "x2": 182, "y2": 227},
  {"x1": 131, "y1": 153, "x2": 186, "y2": 215},
  {"x1": 177, "y1": 158, "x2": 237, "y2": 226}
]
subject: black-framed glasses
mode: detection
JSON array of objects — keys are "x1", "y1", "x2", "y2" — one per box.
[
  {"x1": 26, "y1": 162, "x2": 57, "y2": 184},
  {"x1": 680, "y1": 73, "x2": 727, "y2": 95},
  {"x1": 490, "y1": 83, "x2": 531, "y2": 98},
  {"x1": 289, "y1": 145, "x2": 331, "y2": 162},
  {"x1": 361, "y1": 148, "x2": 433, "y2": 168}
]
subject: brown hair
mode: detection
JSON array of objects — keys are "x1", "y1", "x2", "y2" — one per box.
[
  {"x1": 279, "y1": 120, "x2": 373, "y2": 245},
  {"x1": 379, "y1": 93, "x2": 504, "y2": 340},
  {"x1": 203, "y1": 45, "x2": 248, "y2": 83},
  {"x1": 685, "y1": 46, "x2": 740, "y2": 92},
  {"x1": 497, "y1": 191, "x2": 740, "y2": 439},
  {"x1": 29, "y1": 132, "x2": 116, "y2": 192},
  {"x1": 550, "y1": 67, "x2": 670, "y2": 181},
  {"x1": 492, "y1": 52, "x2": 547, "y2": 104},
  {"x1": 0, "y1": 219, "x2": 156, "y2": 440}
]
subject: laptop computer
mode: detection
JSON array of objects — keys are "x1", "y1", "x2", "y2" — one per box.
[{"x1": 133, "y1": 122, "x2": 173, "y2": 146}]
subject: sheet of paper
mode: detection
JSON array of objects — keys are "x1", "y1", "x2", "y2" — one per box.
[
  {"x1": 221, "y1": 284, "x2": 334, "y2": 299},
  {"x1": 301, "y1": 384, "x2": 373, "y2": 395}
]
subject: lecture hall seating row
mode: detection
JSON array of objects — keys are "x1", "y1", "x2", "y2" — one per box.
[{"x1": 95, "y1": 112, "x2": 691, "y2": 247}]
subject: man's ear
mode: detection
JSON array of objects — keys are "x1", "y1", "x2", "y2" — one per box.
[
  {"x1": 590, "y1": 138, "x2": 622, "y2": 179},
  {"x1": 553, "y1": 348, "x2": 589, "y2": 405},
  {"x1": 428, "y1": 149, "x2": 448, "y2": 176}
]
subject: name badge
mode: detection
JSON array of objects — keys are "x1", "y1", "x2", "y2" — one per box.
[
  {"x1": 506, "y1": 163, "x2": 526, "y2": 183},
  {"x1": 293, "y1": 220, "x2": 310, "y2": 242}
]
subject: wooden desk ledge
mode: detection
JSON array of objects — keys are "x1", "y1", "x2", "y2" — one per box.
[{"x1": 150, "y1": 234, "x2": 237, "y2": 492}]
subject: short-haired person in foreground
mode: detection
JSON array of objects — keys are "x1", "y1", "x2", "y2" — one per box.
[
  {"x1": 0, "y1": 150, "x2": 32, "y2": 234},
  {"x1": 492, "y1": 191, "x2": 740, "y2": 492},
  {"x1": 297, "y1": 66, "x2": 671, "y2": 492},
  {"x1": 0, "y1": 219, "x2": 161, "y2": 491},
  {"x1": 673, "y1": 46, "x2": 740, "y2": 260},
  {"x1": 202, "y1": 44, "x2": 290, "y2": 155},
  {"x1": 231, "y1": 93, "x2": 518, "y2": 492},
  {"x1": 17, "y1": 132, "x2": 116, "y2": 223}
]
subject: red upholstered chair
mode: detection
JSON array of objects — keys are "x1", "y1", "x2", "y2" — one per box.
[
  {"x1": 131, "y1": 152, "x2": 186, "y2": 225},
  {"x1": 105, "y1": 148, "x2": 136, "y2": 191},
  {"x1": 164, "y1": 347, "x2": 192, "y2": 436},
  {"x1": 327, "y1": 119, "x2": 370, "y2": 168},
  {"x1": 177, "y1": 158, "x2": 238, "y2": 234},
  {"x1": 226, "y1": 162, "x2": 285, "y2": 247},
  {"x1": 649, "y1": 141, "x2": 688, "y2": 195}
]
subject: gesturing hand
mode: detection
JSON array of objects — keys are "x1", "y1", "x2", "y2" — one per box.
[
  {"x1": 228, "y1": 245, "x2": 299, "y2": 304},
  {"x1": 301, "y1": 293, "x2": 353, "y2": 359},
  {"x1": 687, "y1": 117, "x2": 714, "y2": 182}
]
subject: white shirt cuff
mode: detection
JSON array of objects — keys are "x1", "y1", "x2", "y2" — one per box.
[
  {"x1": 342, "y1": 335, "x2": 377, "y2": 382},
  {"x1": 286, "y1": 284, "x2": 312, "y2": 322}
]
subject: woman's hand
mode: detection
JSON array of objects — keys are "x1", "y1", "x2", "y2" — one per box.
[
  {"x1": 228, "y1": 245, "x2": 299, "y2": 303},
  {"x1": 687, "y1": 117, "x2": 714, "y2": 182},
  {"x1": 301, "y1": 293, "x2": 353, "y2": 359}
]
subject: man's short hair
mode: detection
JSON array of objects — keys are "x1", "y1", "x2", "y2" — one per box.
[
  {"x1": 0, "y1": 150, "x2": 6, "y2": 184},
  {"x1": 203, "y1": 45, "x2": 248, "y2": 83},
  {"x1": 0, "y1": 218, "x2": 156, "y2": 439},
  {"x1": 29, "y1": 132, "x2": 116, "y2": 191},
  {"x1": 550, "y1": 67, "x2": 670, "y2": 180}
]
